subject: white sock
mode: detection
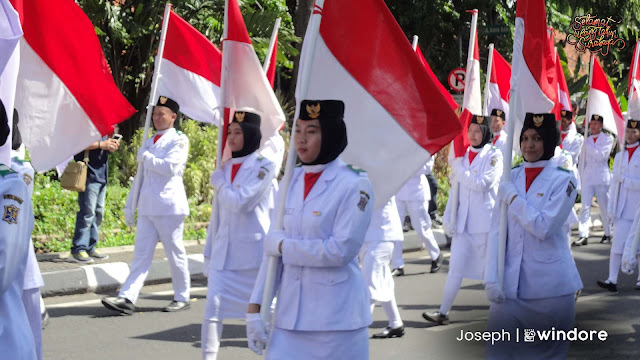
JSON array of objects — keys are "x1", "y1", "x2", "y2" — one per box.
[
  {"x1": 370, "y1": 300, "x2": 376, "y2": 314},
  {"x1": 201, "y1": 320, "x2": 223, "y2": 360},
  {"x1": 607, "y1": 253, "x2": 622, "y2": 284},
  {"x1": 439, "y1": 275, "x2": 463, "y2": 315},
  {"x1": 381, "y1": 297, "x2": 403, "y2": 328},
  {"x1": 40, "y1": 295, "x2": 46, "y2": 315}
]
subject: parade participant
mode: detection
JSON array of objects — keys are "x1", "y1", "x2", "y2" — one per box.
[
  {"x1": 621, "y1": 207, "x2": 640, "y2": 289},
  {"x1": 102, "y1": 96, "x2": 191, "y2": 315},
  {"x1": 201, "y1": 111, "x2": 275, "y2": 359},
  {"x1": 425, "y1": 114, "x2": 502, "y2": 325},
  {"x1": 0, "y1": 109, "x2": 37, "y2": 359},
  {"x1": 559, "y1": 110, "x2": 583, "y2": 165},
  {"x1": 360, "y1": 196, "x2": 404, "y2": 338},
  {"x1": 424, "y1": 156, "x2": 442, "y2": 226},
  {"x1": 393, "y1": 160, "x2": 441, "y2": 276},
  {"x1": 11, "y1": 111, "x2": 46, "y2": 360},
  {"x1": 246, "y1": 100, "x2": 373, "y2": 359},
  {"x1": 485, "y1": 112, "x2": 583, "y2": 359},
  {"x1": 597, "y1": 119, "x2": 640, "y2": 291},
  {"x1": 490, "y1": 108, "x2": 508, "y2": 156},
  {"x1": 576, "y1": 114, "x2": 613, "y2": 246}
]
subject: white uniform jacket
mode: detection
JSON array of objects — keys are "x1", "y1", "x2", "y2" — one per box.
[
  {"x1": 608, "y1": 145, "x2": 640, "y2": 221},
  {"x1": 364, "y1": 196, "x2": 403, "y2": 242},
  {"x1": 486, "y1": 163, "x2": 583, "y2": 299},
  {"x1": 582, "y1": 133, "x2": 613, "y2": 186},
  {"x1": 396, "y1": 162, "x2": 430, "y2": 202},
  {"x1": 0, "y1": 165, "x2": 37, "y2": 359},
  {"x1": 250, "y1": 158, "x2": 373, "y2": 331},
  {"x1": 561, "y1": 129, "x2": 583, "y2": 164},
  {"x1": 205, "y1": 153, "x2": 275, "y2": 270},
  {"x1": 130, "y1": 128, "x2": 190, "y2": 216},
  {"x1": 444, "y1": 144, "x2": 503, "y2": 234}
]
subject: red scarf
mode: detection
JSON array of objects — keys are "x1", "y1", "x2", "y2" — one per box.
[
  {"x1": 492, "y1": 134, "x2": 500, "y2": 145},
  {"x1": 153, "y1": 134, "x2": 163, "y2": 143},
  {"x1": 231, "y1": 163, "x2": 242, "y2": 183},
  {"x1": 628, "y1": 145, "x2": 638, "y2": 162},
  {"x1": 525, "y1": 167, "x2": 544, "y2": 192},
  {"x1": 304, "y1": 172, "x2": 323, "y2": 199},
  {"x1": 468, "y1": 151, "x2": 479, "y2": 164},
  {"x1": 592, "y1": 136, "x2": 598, "y2": 143}
]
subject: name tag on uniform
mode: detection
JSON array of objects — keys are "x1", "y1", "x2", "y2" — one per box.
[
  {"x1": 312, "y1": 211, "x2": 321, "y2": 216},
  {"x1": 536, "y1": 193, "x2": 544, "y2": 197},
  {"x1": 284, "y1": 208, "x2": 293, "y2": 215}
]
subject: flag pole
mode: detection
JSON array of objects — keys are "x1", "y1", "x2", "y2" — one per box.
[
  {"x1": 612, "y1": 44, "x2": 640, "y2": 215},
  {"x1": 263, "y1": 18, "x2": 281, "y2": 72},
  {"x1": 579, "y1": 55, "x2": 595, "y2": 187},
  {"x1": 131, "y1": 2, "x2": 172, "y2": 211},
  {"x1": 259, "y1": 0, "x2": 325, "y2": 329},
  {"x1": 483, "y1": 43, "x2": 494, "y2": 115},
  {"x1": 450, "y1": 9, "x2": 478, "y2": 230},
  {"x1": 411, "y1": 35, "x2": 418, "y2": 51}
]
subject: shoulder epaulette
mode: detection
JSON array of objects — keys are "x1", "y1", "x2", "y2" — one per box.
[
  {"x1": 347, "y1": 164, "x2": 366, "y2": 174},
  {"x1": 257, "y1": 156, "x2": 264, "y2": 161},
  {"x1": 0, "y1": 164, "x2": 17, "y2": 177},
  {"x1": 491, "y1": 146, "x2": 498, "y2": 150},
  {"x1": 176, "y1": 130, "x2": 184, "y2": 135},
  {"x1": 512, "y1": 163, "x2": 522, "y2": 169},
  {"x1": 557, "y1": 166, "x2": 571, "y2": 173},
  {"x1": 11, "y1": 157, "x2": 27, "y2": 164}
]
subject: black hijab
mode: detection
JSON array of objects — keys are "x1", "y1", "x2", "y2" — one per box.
[
  {"x1": 0, "y1": 100, "x2": 9, "y2": 147},
  {"x1": 12, "y1": 109, "x2": 21, "y2": 150},
  {"x1": 470, "y1": 114, "x2": 492, "y2": 149},
  {"x1": 520, "y1": 112, "x2": 560, "y2": 161},
  {"x1": 230, "y1": 111, "x2": 262, "y2": 158},
  {"x1": 298, "y1": 100, "x2": 347, "y2": 165}
]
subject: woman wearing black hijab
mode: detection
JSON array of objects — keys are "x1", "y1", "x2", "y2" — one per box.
[
  {"x1": 246, "y1": 100, "x2": 374, "y2": 359},
  {"x1": 484, "y1": 113, "x2": 583, "y2": 359},
  {"x1": 425, "y1": 115, "x2": 503, "y2": 326},
  {"x1": 202, "y1": 110, "x2": 276, "y2": 360}
]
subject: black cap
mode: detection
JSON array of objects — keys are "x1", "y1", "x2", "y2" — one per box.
[
  {"x1": 491, "y1": 109, "x2": 505, "y2": 120},
  {"x1": 524, "y1": 112, "x2": 556, "y2": 129},
  {"x1": 560, "y1": 110, "x2": 573, "y2": 120},
  {"x1": 300, "y1": 100, "x2": 345, "y2": 121},
  {"x1": 628, "y1": 119, "x2": 639, "y2": 130},
  {"x1": 12, "y1": 109, "x2": 21, "y2": 150},
  {"x1": 156, "y1": 96, "x2": 180, "y2": 114},
  {"x1": 0, "y1": 99, "x2": 8, "y2": 147},
  {"x1": 232, "y1": 111, "x2": 261, "y2": 127},
  {"x1": 591, "y1": 114, "x2": 604, "y2": 123},
  {"x1": 470, "y1": 114, "x2": 490, "y2": 126}
]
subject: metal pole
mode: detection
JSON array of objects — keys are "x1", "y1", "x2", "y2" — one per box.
[{"x1": 483, "y1": 43, "x2": 494, "y2": 116}]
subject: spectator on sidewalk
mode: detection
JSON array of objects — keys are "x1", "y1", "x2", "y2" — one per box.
[{"x1": 69, "y1": 133, "x2": 120, "y2": 263}]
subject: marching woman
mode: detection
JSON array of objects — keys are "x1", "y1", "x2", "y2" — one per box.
[
  {"x1": 201, "y1": 111, "x2": 276, "y2": 360},
  {"x1": 425, "y1": 114, "x2": 503, "y2": 325},
  {"x1": 484, "y1": 113, "x2": 583, "y2": 359},
  {"x1": 360, "y1": 196, "x2": 405, "y2": 338},
  {"x1": 246, "y1": 100, "x2": 374, "y2": 359}
]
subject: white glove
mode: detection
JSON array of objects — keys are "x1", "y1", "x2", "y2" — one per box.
[
  {"x1": 202, "y1": 257, "x2": 210, "y2": 277},
  {"x1": 485, "y1": 282, "x2": 505, "y2": 303},
  {"x1": 621, "y1": 251, "x2": 637, "y2": 275},
  {"x1": 498, "y1": 181, "x2": 518, "y2": 204},
  {"x1": 124, "y1": 207, "x2": 135, "y2": 227},
  {"x1": 246, "y1": 313, "x2": 268, "y2": 355},
  {"x1": 209, "y1": 169, "x2": 226, "y2": 189},
  {"x1": 264, "y1": 230, "x2": 286, "y2": 257}
]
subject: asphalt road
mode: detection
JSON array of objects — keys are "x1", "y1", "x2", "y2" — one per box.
[{"x1": 42, "y1": 239, "x2": 640, "y2": 360}]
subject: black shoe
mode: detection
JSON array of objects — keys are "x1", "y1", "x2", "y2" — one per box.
[
  {"x1": 596, "y1": 280, "x2": 618, "y2": 292},
  {"x1": 430, "y1": 253, "x2": 442, "y2": 273},
  {"x1": 572, "y1": 237, "x2": 588, "y2": 247},
  {"x1": 101, "y1": 296, "x2": 135, "y2": 315},
  {"x1": 422, "y1": 311, "x2": 449, "y2": 325},
  {"x1": 600, "y1": 236, "x2": 612, "y2": 244},
  {"x1": 163, "y1": 300, "x2": 190, "y2": 312},
  {"x1": 391, "y1": 267, "x2": 404, "y2": 277},
  {"x1": 41, "y1": 310, "x2": 50, "y2": 329},
  {"x1": 635, "y1": 283, "x2": 640, "y2": 290},
  {"x1": 403, "y1": 216, "x2": 413, "y2": 232},
  {"x1": 88, "y1": 249, "x2": 109, "y2": 260},
  {"x1": 372, "y1": 325, "x2": 405, "y2": 339}
]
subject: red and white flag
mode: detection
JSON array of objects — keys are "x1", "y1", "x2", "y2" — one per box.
[
  {"x1": 483, "y1": 47, "x2": 511, "y2": 120},
  {"x1": 9, "y1": 0, "x2": 136, "y2": 172},
  {"x1": 297, "y1": 0, "x2": 462, "y2": 208},
  {"x1": 453, "y1": 9, "x2": 482, "y2": 158},
  {"x1": 416, "y1": 46, "x2": 458, "y2": 111},
  {"x1": 156, "y1": 10, "x2": 222, "y2": 124},
  {"x1": 627, "y1": 43, "x2": 640, "y2": 119},
  {"x1": 0, "y1": 0, "x2": 22, "y2": 165},
  {"x1": 266, "y1": 33, "x2": 278, "y2": 88},
  {"x1": 587, "y1": 57, "x2": 625, "y2": 139},
  {"x1": 556, "y1": 53, "x2": 572, "y2": 113},
  {"x1": 221, "y1": 0, "x2": 285, "y2": 162}
]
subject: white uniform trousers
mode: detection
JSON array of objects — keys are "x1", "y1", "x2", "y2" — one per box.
[
  {"x1": 578, "y1": 184, "x2": 611, "y2": 238},
  {"x1": 396, "y1": 200, "x2": 440, "y2": 261},
  {"x1": 607, "y1": 219, "x2": 636, "y2": 284},
  {"x1": 391, "y1": 240, "x2": 404, "y2": 269},
  {"x1": 21, "y1": 288, "x2": 42, "y2": 360},
  {"x1": 266, "y1": 327, "x2": 369, "y2": 360},
  {"x1": 120, "y1": 215, "x2": 190, "y2": 303}
]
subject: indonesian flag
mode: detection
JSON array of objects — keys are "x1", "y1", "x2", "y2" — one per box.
[
  {"x1": 156, "y1": 11, "x2": 222, "y2": 124},
  {"x1": 453, "y1": 10, "x2": 482, "y2": 158},
  {"x1": 483, "y1": 47, "x2": 511, "y2": 120},
  {"x1": 587, "y1": 58, "x2": 625, "y2": 139},
  {"x1": 628, "y1": 43, "x2": 640, "y2": 120},
  {"x1": 0, "y1": 0, "x2": 22, "y2": 165},
  {"x1": 9, "y1": 0, "x2": 136, "y2": 172},
  {"x1": 221, "y1": 0, "x2": 285, "y2": 163},
  {"x1": 266, "y1": 33, "x2": 278, "y2": 87},
  {"x1": 297, "y1": 0, "x2": 462, "y2": 208},
  {"x1": 556, "y1": 53, "x2": 572, "y2": 113},
  {"x1": 510, "y1": 0, "x2": 558, "y2": 152},
  {"x1": 416, "y1": 46, "x2": 458, "y2": 111}
]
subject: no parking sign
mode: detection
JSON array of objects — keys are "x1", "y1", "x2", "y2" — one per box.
[{"x1": 448, "y1": 68, "x2": 466, "y2": 92}]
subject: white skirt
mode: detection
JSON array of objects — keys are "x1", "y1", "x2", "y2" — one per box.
[
  {"x1": 359, "y1": 241, "x2": 394, "y2": 302},
  {"x1": 449, "y1": 232, "x2": 488, "y2": 280},
  {"x1": 204, "y1": 268, "x2": 258, "y2": 321},
  {"x1": 266, "y1": 327, "x2": 369, "y2": 360}
]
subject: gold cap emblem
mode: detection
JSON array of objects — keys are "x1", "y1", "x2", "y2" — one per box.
[
  {"x1": 235, "y1": 112, "x2": 245, "y2": 122},
  {"x1": 159, "y1": 96, "x2": 168, "y2": 105},
  {"x1": 533, "y1": 115, "x2": 544, "y2": 127},
  {"x1": 631, "y1": 120, "x2": 638, "y2": 128},
  {"x1": 476, "y1": 116, "x2": 484, "y2": 124},
  {"x1": 593, "y1": 114, "x2": 600, "y2": 121},
  {"x1": 306, "y1": 103, "x2": 321, "y2": 119},
  {"x1": 496, "y1": 110, "x2": 502, "y2": 117},
  {"x1": 561, "y1": 110, "x2": 566, "y2": 116}
]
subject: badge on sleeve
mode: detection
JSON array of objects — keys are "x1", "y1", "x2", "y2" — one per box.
[
  {"x1": 257, "y1": 171, "x2": 266, "y2": 180},
  {"x1": 23, "y1": 174, "x2": 33, "y2": 186},
  {"x1": 357, "y1": 190, "x2": 370, "y2": 211},
  {"x1": 491, "y1": 157, "x2": 498, "y2": 167},
  {"x1": 566, "y1": 181, "x2": 576, "y2": 197},
  {"x1": 3, "y1": 194, "x2": 23, "y2": 204},
  {"x1": 2, "y1": 204, "x2": 20, "y2": 224}
]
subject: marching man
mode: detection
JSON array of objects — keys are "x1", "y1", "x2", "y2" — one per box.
[
  {"x1": 576, "y1": 114, "x2": 613, "y2": 246},
  {"x1": 102, "y1": 96, "x2": 191, "y2": 314},
  {"x1": 597, "y1": 119, "x2": 640, "y2": 291},
  {"x1": 559, "y1": 110, "x2": 584, "y2": 166},
  {"x1": 490, "y1": 108, "x2": 510, "y2": 159}
]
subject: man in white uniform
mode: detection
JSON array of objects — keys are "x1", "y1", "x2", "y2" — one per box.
[
  {"x1": 576, "y1": 114, "x2": 613, "y2": 246},
  {"x1": 490, "y1": 108, "x2": 508, "y2": 157},
  {"x1": 559, "y1": 110, "x2": 583, "y2": 165},
  {"x1": 102, "y1": 96, "x2": 191, "y2": 314}
]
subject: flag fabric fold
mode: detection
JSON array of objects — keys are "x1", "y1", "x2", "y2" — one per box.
[
  {"x1": 297, "y1": 0, "x2": 462, "y2": 208},
  {"x1": 483, "y1": 47, "x2": 511, "y2": 120},
  {"x1": 587, "y1": 58, "x2": 625, "y2": 139},
  {"x1": 628, "y1": 43, "x2": 640, "y2": 120},
  {"x1": 266, "y1": 33, "x2": 278, "y2": 87},
  {"x1": 156, "y1": 11, "x2": 222, "y2": 124},
  {"x1": 9, "y1": 0, "x2": 136, "y2": 172},
  {"x1": 416, "y1": 46, "x2": 458, "y2": 111},
  {"x1": 0, "y1": 0, "x2": 22, "y2": 165},
  {"x1": 556, "y1": 52, "x2": 572, "y2": 113}
]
